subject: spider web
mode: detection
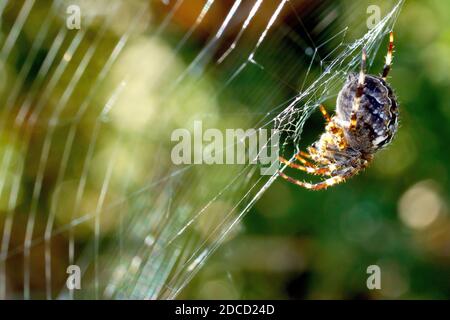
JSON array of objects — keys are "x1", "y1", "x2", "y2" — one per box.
[{"x1": 0, "y1": 0, "x2": 404, "y2": 299}]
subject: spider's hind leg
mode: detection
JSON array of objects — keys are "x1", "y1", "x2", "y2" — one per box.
[
  {"x1": 295, "y1": 150, "x2": 317, "y2": 167},
  {"x1": 278, "y1": 171, "x2": 347, "y2": 190},
  {"x1": 279, "y1": 156, "x2": 332, "y2": 176}
]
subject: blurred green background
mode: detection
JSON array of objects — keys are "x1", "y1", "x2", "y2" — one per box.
[
  {"x1": 0, "y1": 0, "x2": 449, "y2": 299},
  {"x1": 177, "y1": 0, "x2": 450, "y2": 299}
]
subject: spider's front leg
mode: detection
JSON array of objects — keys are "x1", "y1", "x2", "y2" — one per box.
[
  {"x1": 382, "y1": 32, "x2": 394, "y2": 80},
  {"x1": 319, "y1": 104, "x2": 331, "y2": 123}
]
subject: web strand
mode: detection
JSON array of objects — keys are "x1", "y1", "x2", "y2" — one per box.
[{"x1": 0, "y1": 0, "x2": 404, "y2": 299}]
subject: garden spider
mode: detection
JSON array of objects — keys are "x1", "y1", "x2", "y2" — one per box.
[{"x1": 278, "y1": 32, "x2": 398, "y2": 190}]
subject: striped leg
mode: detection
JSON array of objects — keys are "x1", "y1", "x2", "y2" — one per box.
[
  {"x1": 278, "y1": 171, "x2": 347, "y2": 190},
  {"x1": 319, "y1": 104, "x2": 331, "y2": 122},
  {"x1": 283, "y1": 105, "x2": 332, "y2": 172},
  {"x1": 279, "y1": 156, "x2": 332, "y2": 176},
  {"x1": 382, "y1": 32, "x2": 394, "y2": 80},
  {"x1": 295, "y1": 151, "x2": 316, "y2": 168}
]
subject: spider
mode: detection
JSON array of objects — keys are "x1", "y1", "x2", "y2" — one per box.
[{"x1": 278, "y1": 32, "x2": 398, "y2": 190}]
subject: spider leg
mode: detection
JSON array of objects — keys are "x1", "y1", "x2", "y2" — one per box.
[
  {"x1": 279, "y1": 156, "x2": 332, "y2": 176},
  {"x1": 382, "y1": 32, "x2": 394, "y2": 80},
  {"x1": 285, "y1": 105, "x2": 333, "y2": 170},
  {"x1": 299, "y1": 150, "x2": 312, "y2": 159},
  {"x1": 295, "y1": 150, "x2": 318, "y2": 167},
  {"x1": 278, "y1": 171, "x2": 348, "y2": 190},
  {"x1": 319, "y1": 104, "x2": 331, "y2": 123},
  {"x1": 295, "y1": 152, "x2": 315, "y2": 167},
  {"x1": 296, "y1": 147, "x2": 334, "y2": 168},
  {"x1": 349, "y1": 49, "x2": 367, "y2": 132}
]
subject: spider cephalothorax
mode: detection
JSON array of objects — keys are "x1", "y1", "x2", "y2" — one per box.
[{"x1": 279, "y1": 32, "x2": 398, "y2": 190}]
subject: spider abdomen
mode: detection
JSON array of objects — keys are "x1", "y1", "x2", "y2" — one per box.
[{"x1": 336, "y1": 73, "x2": 399, "y2": 153}]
